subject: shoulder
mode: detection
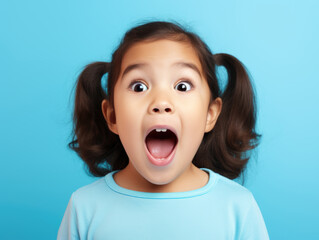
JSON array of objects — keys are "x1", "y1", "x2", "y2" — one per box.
[
  {"x1": 210, "y1": 170, "x2": 269, "y2": 238},
  {"x1": 57, "y1": 175, "x2": 113, "y2": 239},
  {"x1": 74, "y1": 177, "x2": 106, "y2": 195},
  {"x1": 210, "y1": 170, "x2": 255, "y2": 206},
  {"x1": 213, "y1": 171, "x2": 252, "y2": 196},
  {"x1": 70, "y1": 176, "x2": 109, "y2": 207}
]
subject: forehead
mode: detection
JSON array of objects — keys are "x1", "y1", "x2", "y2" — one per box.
[{"x1": 120, "y1": 39, "x2": 203, "y2": 75}]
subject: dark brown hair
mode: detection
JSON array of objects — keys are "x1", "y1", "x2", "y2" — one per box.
[{"x1": 68, "y1": 20, "x2": 261, "y2": 182}]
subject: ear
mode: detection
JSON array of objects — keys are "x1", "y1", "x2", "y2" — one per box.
[
  {"x1": 101, "y1": 99, "x2": 118, "y2": 135},
  {"x1": 205, "y1": 97, "x2": 222, "y2": 133}
]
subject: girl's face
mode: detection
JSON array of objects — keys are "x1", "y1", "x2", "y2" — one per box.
[{"x1": 102, "y1": 39, "x2": 222, "y2": 192}]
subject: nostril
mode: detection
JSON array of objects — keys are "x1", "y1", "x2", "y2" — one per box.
[{"x1": 152, "y1": 107, "x2": 172, "y2": 113}]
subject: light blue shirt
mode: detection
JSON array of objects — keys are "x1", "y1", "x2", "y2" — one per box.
[{"x1": 57, "y1": 168, "x2": 269, "y2": 239}]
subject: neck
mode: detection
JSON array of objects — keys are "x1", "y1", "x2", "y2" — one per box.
[{"x1": 113, "y1": 163, "x2": 209, "y2": 193}]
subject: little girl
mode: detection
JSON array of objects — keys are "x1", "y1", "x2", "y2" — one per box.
[{"x1": 58, "y1": 20, "x2": 269, "y2": 239}]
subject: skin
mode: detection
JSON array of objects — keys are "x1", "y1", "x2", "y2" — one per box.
[{"x1": 102, "y1": 39, "x2": 222, "y2": 193}]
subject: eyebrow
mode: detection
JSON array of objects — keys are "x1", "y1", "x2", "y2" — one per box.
[{"x1": 121, "y1": 61, "x2": 202, "y2": 79}]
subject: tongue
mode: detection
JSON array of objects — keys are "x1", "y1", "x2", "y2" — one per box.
[{"x1": 146, "y1": 138, "x2": 175, "y2": 158}]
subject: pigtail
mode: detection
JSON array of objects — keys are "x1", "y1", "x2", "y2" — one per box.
[
  {"x1": 68, "y1": 62, "x2": 127, "y2": 177},
  {"x1": 215, "y1": 54, "x2": 261, "y2": 179},
  {"x1": 194, "y1": 54, "x2": 261, "y2": 181}
]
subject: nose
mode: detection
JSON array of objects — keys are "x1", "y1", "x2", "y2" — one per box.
[{"x1": 148, "y1": 92, "x2": 174, "y2": 114}]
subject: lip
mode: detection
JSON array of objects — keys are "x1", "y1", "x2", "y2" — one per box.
[{"x1": 144, "y1": 125, "x2": 178, "y2": 142}]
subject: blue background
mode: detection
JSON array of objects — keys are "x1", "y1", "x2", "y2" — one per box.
[{"x1": 1, "y1": 0, "x2": 318, "y2": 239}]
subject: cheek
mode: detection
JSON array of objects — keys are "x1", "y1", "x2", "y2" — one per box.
[
  {"x1": 115, "y1": 108, "x2": 142, "y2": 160},
  {"x1": 115, "y1": 104, "x2": 138, "y2": 138},
  {"x1": 113, "y1": 96, "x2": 145, "y2": 154},
  {"x1": 114, "y1": 91, "x2": 137, "y2": 127},
  {"x1": 182, "y1": 101, "x2": 207, "y2": 124},
  {"x1": 182, "y1": 96, "x2": 209, "y2": 125},
  {"x1": 179, "y1": 98, "x2": 209, "y2": 147},
  {"x1": 185, "y1": 112, "x2": 207, "y2": 141}
]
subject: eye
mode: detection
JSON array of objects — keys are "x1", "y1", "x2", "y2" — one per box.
[
  {"x1": 175, "y1": 81, "x2": 193, "y2": 92},
  {"x1": 129, "y1": 81, "x2": 148, "y2": 92}
]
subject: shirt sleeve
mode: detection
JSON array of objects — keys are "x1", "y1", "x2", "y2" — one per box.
[
  {"x1": 57, "y1": 193, "x2": 80, "y2": 240},
  {"x1": 238, "y1": 192, "x2": 270, "y2": 240}
]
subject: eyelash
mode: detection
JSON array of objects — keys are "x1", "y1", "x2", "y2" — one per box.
[
  {"x1": 128, "y1": 80, "x2": 148, "y2": 92},
  {"x1": 128, "y1": 79, "x2": 194, "y2": 92}
]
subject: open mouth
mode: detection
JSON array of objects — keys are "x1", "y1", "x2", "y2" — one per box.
[{"x1": 145, "y1": 128, "x2": 178, "y2": 160}]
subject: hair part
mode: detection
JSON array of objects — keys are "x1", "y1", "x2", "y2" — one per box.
[{"x1": 68, "y1": 20, "x2": 261, "y2": 183}]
